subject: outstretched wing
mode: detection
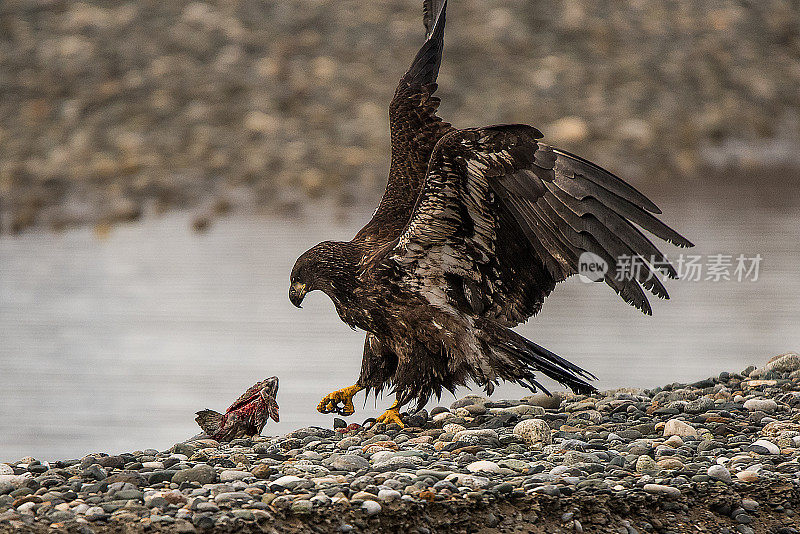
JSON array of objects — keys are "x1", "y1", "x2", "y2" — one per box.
[
  {"x1": 387, "y1": 125, "x2": 693, "y2": 325},
  {"x1": 355, "y1": 0, "x2": 452, "y2": 244}
]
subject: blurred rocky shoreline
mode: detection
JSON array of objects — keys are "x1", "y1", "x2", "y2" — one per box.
[
  {"x1": 1, "y1": 0, "x2": 799, "y2": 234},
  {"x1": 3, "y1": 352, "x2": 800, "y2": 533}
]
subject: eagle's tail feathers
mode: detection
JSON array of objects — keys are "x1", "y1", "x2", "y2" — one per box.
[{"x1": 480, "y1": 322, "x2": 597, "y2": 396}]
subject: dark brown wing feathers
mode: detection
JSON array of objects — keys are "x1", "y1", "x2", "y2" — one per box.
[
  {"x1": 354, "y1": 0, "x2": 451, "y2": 245},
  {"x1": 390, "y1": 125, "x2": 692, "y2": 321}
]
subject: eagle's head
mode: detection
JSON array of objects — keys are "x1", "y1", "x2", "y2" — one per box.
[{"x1": 289, "y1": 240, "x2": 356, "y2": 308}]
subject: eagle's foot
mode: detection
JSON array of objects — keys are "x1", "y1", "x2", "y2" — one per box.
[
  {"x1": 317, "y1": 384, "x2": 363, "y2": 416},
  {"x1": 375, "y1": 401, "x2": 404, "y2": 428}
]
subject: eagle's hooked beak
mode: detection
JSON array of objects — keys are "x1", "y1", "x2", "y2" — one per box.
[{"x1": 289, "y1": 282, "x2": 307, "y2": 308}]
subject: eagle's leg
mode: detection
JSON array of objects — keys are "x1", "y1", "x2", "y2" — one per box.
[
  {"x1": 375, "y1": 399, "x2": 404, "y2": 428},
  {"x1": 317, "y1": 383, "x2": 363, "y2": 416}
]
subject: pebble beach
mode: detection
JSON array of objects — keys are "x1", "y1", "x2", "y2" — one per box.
[{"x1": 3, "y1": 352, "x2": 800, "y2": 533}]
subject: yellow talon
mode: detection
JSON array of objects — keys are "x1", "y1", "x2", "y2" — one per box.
[
  {"x1": 375, "y1": 400, "x2": 404, "y2": 428},
  {"x1": 317, "y1": 384, "x2": 363, "y2": 416}
]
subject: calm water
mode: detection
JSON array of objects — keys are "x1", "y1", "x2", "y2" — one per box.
[{"x1": 1, "y1": 188, "x2": 799, "y2": 461}]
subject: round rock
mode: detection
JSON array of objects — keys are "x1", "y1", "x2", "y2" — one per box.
[
  {"x1": 513, "y1": 419, "x2": 551, "y2": 445},
  {"x1": 743, "y1": 398, "x2": 778, "y2": 413},
  {"x1": 331, "y1": 454, "x2": 369, "y2": 472},
  {"x1": 663, "y1": 419, "x2": 698, "y2": 437},
  {"x1": 172, "y1": 464, "x2": 216, "y2": 485},
  {"x1": 362, "y1": 500, "x2": 382, "y2": 516}
]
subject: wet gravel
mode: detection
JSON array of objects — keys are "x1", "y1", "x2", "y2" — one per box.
[
  {"x1": 2, "y1": 0, "x2": 800, "y2": 234},
  {"x1": 3, "y1": 352, "x2": 800, "y2": 532}
]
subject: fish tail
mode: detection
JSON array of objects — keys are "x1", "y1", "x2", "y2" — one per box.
[
  {"x1": 195, "y1": 409, "x2": 224, "y2": 435},
  {"x1": 267, "y1": 397, "x2": 279, "y2": 423}
]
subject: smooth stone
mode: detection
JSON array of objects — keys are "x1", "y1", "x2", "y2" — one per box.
[
  {"x1": 114, "y1": 488, "x2": 143, "y2": 500},
  {"x1": 141, "y1": 461, "x2": 164, "y2": 470},
  {"x1": 172, "y1": 464, "x2": 216, "y2": 485},
  {"x1": 736, "y1": 470, "x2": 759, "y2": 482},
  {"x1": 466, "y1": 460, "x2": 500, "y2": 473},
  {"x1": 145, "y1": 495, "x2": 169, "y2": 509},
  {"x1": 750, "y1": 439, "x2": 780, "y2": 455},
  {"x1": 362, "y1": 500, "x2": 382, "y2": 516},
  {"x1": 743, "y1": 399, "x2": 778, "y2": 413},
  {"x1": 370, "y1": 451, "x2": 396, "y2": 463},
  {"x1": 351, "y1": 491, "x2": 377, "y2": 502},
  {"x1": 0, "y1": 465, "x2": 12, "y2": 476},
  {"x1": 249, "y1": 464, "x2": 273, "y2": 479},
  {"x1": 372, "y1": 456, "x2": 419, "y2": 471},
  {"x1": 219, "y1": 470, "x2": 251, "y2": 482},
  {"x1": 271, "y1": 475, "x2": 305, "y2": 490},
  {"x1": 643, "y1": 484, "x2": 681, "y2": 497},
  {"x1": 707, "y1": 465, "x2": 732, "y2": 483},
  {"x1": 513, "y1": 419, "x2": 552, "y2": 445},
  {"x1": 214, "y1": 492, "x2": 253, "y2": 504},
  {"x1": 337, "y1": 437, "x2": 362, "y2": 450},
  {"x1": 664, "y1": 435, "x2": 684, "y2": 448},
  {"x1": 741, "y1": 498, "x2": 759, "y2": 512},
  {"x1": 663, "y1": 419, "x2": 698, "y2": 437},
  {"x1": 331, "y1": 455, "x2": 369, "y2": 472},
  {"x1": 377, "y1": 489, "x2": 401, "y2": 502},
  {"x1": 522, "y1": 392, "x2": 562, "y2": 410},
  {"x1": 84, "y1": 506, "x2": 107, "y2": 521},
  {"x1": 450, "y1": 395, "x2": 490, "y2": 409},
  {"x1": 497, "y1": 459, "x2": 529, "y2": 472},
  {"x1": 657, "y1": 458, "x2": 685, "y2": 470}
]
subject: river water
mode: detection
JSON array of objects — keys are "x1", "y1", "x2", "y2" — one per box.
[{"x1": 1, "y1": 186, "x2": 799, "y2": 460}]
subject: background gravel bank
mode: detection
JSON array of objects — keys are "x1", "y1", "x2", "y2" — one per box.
[{"x1": 1, "y1": 0, "x2": 799, "y2": 233}]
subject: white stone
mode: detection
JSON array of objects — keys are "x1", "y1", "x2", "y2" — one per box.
[
  {"x1": 377, "y1": 489, "x2": 401, "y2": 502},
  {"x1": 750, "y1": 439, "x2": 780, "y2": 455},
  {"x1": 432, "y1": 412, "x2": 456, "y2": 423},
  {"x1": 513, "y1": 419, "x2": 552, "y2": 445},
  {"x1": 663, "y1": 419, "x2": 698, "y2": 437},
  {"x1": 743, "y1": 398, "x2": 778, "y2": 413},
  {"x1": 362, "y1": 500, "x2": 382, "y2": 516},
  {"x1": 16, "y1": 501, "x2": 35, "y2": 514},
  {"x1": 466, "y1": 460, "x2": 500, "y2": 474},
  {"x1": 141, "y1": 461, "x2": 164, "y2": 470},
  {"x1": 370, "y1": 451, "x2": 396, "y2": 464},
  {"x1": 0, "y1": 464, "x2": 12, "y2": 476},
  {"x1": 442, "y1": 423, "x2": 466, "y2": 434}
]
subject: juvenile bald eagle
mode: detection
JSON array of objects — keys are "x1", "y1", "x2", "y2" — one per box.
[{"x1": 289, "y1": 0, "x2": 692, "y2": 427}]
